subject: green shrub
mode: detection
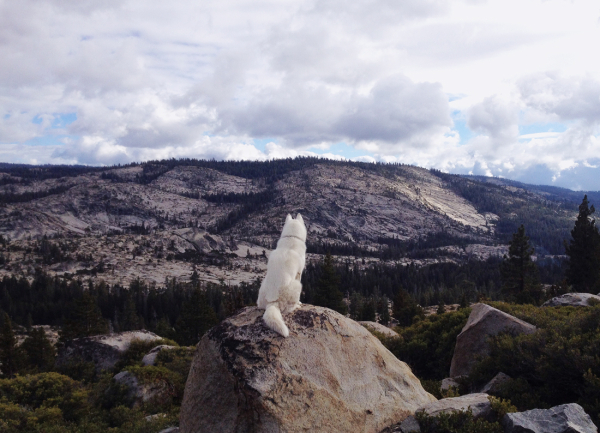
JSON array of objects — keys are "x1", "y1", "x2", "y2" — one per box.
[
  {"x1": 115, "y1": 338, "x2": 178, "y2": 371},
  {"x1": 415, "y1": 408, "x2": 503, "y2": 433},
  {"x1": 385, "y1": 309, "x2": 471, "y2": 380},
  {"x1": 469, "y1": 303, "x2": 600, "y2": 425},
  {"x1": 155, "y1": 346, "x2": 195, "y2": 381}
]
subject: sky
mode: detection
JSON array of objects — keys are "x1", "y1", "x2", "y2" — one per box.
[{"x1": 1, "y1": 0, "x2": 600, "y2": 191}]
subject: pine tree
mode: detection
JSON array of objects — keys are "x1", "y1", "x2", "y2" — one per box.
[
  {"x1": 175, "y1": 289, "x2": 218, "y2": 346},
  {"x1": 436, "y1": 299, "x2": 446, "y2": 315},
  {"x1": 0, "y1": 313, "x2": 25, "y2": 377},
  {"x1": 60, "y1": 292, "x2": 109, "y2": 342},
  {"x1": 501, "y1": 225, "x2": 542, "y2": 303},
  {"x1": 392, "y1": 288, "x2": 423, "y2": 327},
  {"x1": 565, "y1": 195, "x2": 600, "y2": 292},
  {"x1": 21, "y1": 327, "x2": 56, "y2": 373},
  {"x1": 121, "y1": 295, "x2": 142, "y2": 331},
  {"x1": 314, "y1": 252, "x2": 347, "y2": 315}
]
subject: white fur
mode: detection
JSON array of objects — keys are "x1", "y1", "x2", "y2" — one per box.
[{"x1": 257, "y1": 213, "x2": 307, "y2": 337}]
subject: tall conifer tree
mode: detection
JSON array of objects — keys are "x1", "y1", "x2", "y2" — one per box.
[
  {"x1": 501, "y1": 225, "x2": 542, "y2": 303},
  {"x1": 0, "y1": 313, "x2": 24, "y2": 377},
  {"x1": 565, "y1": 195, "x2": 600, "y2": 292}
]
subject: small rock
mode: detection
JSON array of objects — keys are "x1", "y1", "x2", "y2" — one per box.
[
  {"x1": 399, "y1": 393, "x2": 493, "y2": 433},
  {"x1": 360, "y1": 321, "x2": 400, "y2": 338},
  {"x1": 480, "y1": 372, "x2": 511, "y2": 394},
  {"x1": 142, "y1": 345, "x2": 178, "y2": 366},
  {"x1": 158, "y1": 428, "x2": 179, "y2": 433},
  {"x1": 503, "y1": 403, "x2": 597, "y2": 433},
  {"x1": 449, "y1": 304, "x2": 536, "y2": 377},
  {"x1": 440, "y1": 377, "x2": 461, "y2": 393},
  {"x1": 542, "y1": 293, "x2": 600, "y2": 307}
]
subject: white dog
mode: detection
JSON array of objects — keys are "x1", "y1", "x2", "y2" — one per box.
[{"x1": 257, "y1": 213, "x2": 307, "y2": 338}]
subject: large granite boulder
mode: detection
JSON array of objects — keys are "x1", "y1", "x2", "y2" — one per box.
[
  {"x1": 542, "y1": 293, "x2": 600, "y2": 307},
  {"x1": 480, "y1": 372, "x2": 511, "y2": 394},
  {"x1": 180, "y1": 305, "x2": 436, "y2": 433},
  {"x1": 398, "y1": 393, "x2": 493, "y2": 432},
  {"x1": 57, "y1": 330, "x2": 162, "y2": 372},
  {"x1": 503, "y1": 403, "x2": 597, "y2": 433},
  {"x1": 449, "y1": 304, "x2": 536, "y2": 377}
]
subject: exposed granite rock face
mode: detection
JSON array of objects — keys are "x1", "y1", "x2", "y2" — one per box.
[
  {"x1": 480, "y1": 372, "x2": 511, "y2": 395},
  {"x1": 56, "y1": 330, "x2": 162, "y2": 372},
  {"x1": 398, "y1": 393, "x2": 493, "y2": 433},
  {"x1": 449, "y1": 304, "x2": 536, "y2": 377},
  {"x1": 141, "y1": 345, "x2": 178, "y2": 366},
  {"x1": 542, "y1": 293, "x2": 600, "y2": 307},
  {"x1": 503, "y1": 403, "x2": 597, "y2": 433},
  {"x1": 180, "y1": 305, "x2": 435, "y2": 433},
  {"x1": 360, "y1": 321, "x2": 400, "y2": 338}
]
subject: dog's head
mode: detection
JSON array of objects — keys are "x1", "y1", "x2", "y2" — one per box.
[{"x1": 281, "y1": 213, "x2": 307, "y2": 242}]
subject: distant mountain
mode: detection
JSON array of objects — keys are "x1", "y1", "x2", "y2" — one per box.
[{"x1": 0, "y1": 158, "x2": 590, "y2": 287}]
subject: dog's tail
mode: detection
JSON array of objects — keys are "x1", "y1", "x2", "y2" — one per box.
[{"x1": 263, "y1": 304, "x2": 289, "y2": 338}]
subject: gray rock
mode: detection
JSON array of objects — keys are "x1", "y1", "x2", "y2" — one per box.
[
  {"x1": 441, "y1": 377, "x2": 461, "y2": 393},
  {"x1": 503, "y1": 403, "x2": 597, "y2": 433},
  {"x1": 180, "y1": 305, "x2": 436, "y2": 433},
  {"x1": 158, "y1": 428, "x2": 179, "y2": 433},
  {"x1": 57, "y1": 330, "x2": 162, "y2": 372},
  {"x1": 480, "y1": 372, "x2": 511, "y2": 394},
  {"x1": 449, "y1": 304, "x2": 536, "y2": 377},
  {"x1": 542, "y1": 293, "x2": 600, "y2": 307},
  {"x1": 114, "y1": 370, "x2": 173, "y2": 408},
  {"x1": 360, "y1": 321, "x2": 400, "y2": 338},
  {"x1": 399, "y1": 393, "x2": 493, "y2": 433},
  {"x1": 141, "y1": 345, "x2": 178, "y2": 366}
]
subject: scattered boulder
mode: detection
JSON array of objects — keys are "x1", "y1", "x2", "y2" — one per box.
[
  {"x1": 503, "y1": 403, "x2": 597, "y2": 433},
  {"x1": 360, "y1": 321, "x2": 400, "y2": 338},
  {"x1": 180, "y1": 305, "x2": 436, "y2": 433},
  {"x1": 449, "y1": 304, "x2": 536, "y2": 377},
  {"x1": 542, "y1": 293, "x2": 600, "y2": 307},
  {"x1": 142, "y1": 345, "x2": 179, "y2": 366},
  {"x1": 113, "y1": 370, "x2": 173, "y2": 408},
  {"x1": 480, "y1": 372, "x2": 511, "y2": 395},
  {"x1": 398, "y1": 393, "x2": 493, "y2": 433},
  {"x1": 57, "y1": 330, "x2": 162, "y2": 372},
  {"x1": 440, "y1": 377, "x2": 461, "y2": 393}
]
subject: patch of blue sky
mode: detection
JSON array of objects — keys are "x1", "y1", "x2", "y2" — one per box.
[
  {"x1": 452, "y1": 118, "x2": 474, "y2": 145},
  {"x1": 252, "y1": 138, "x2": 277, "y2": 152},
  {"x1": 3, "y1": 114, "x2": 10, "y2": 120},
  {"x1": 31, "y1": 113, "x2": 77, "y2": 129},
  {"x1": 519, "y1": 122, "x2": 568, "y2": 136},
  {"x1": 24, "y1": 134, "x2": 77, "y2": 147},
  {"x1": 51, "y1": 113, "x2": 77, "y2": 128},
  {"x1": 307, "y1": 142, "x2": 373, "y2": 160}
]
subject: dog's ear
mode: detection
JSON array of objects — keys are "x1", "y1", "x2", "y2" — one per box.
[
  {"x1": 295, "y1": 213, "x2": 304, "y2": 223},
  {"x1": 286, "y1": 214, "x2": 292, "y2": 222}
]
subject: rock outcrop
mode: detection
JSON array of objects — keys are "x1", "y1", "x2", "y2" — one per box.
[
  {"x1": 113, "y1": 370, "x2": 173, "y2": 408},
  {"x1": 480, "y1": 372, "x2": 511, "y2": 395},
  {"x1": 503, "y1": 403, "x2": 597, "y2": 433},
  {"x1": 180, "y1": 305, "x2": 436, "y2": 433},
  {"x1": 449, "y1": 304, "x2": 536, "y2": 377},
  {"x1": 360, "y1": 321, "x2": 400, "y2": 338},
  {"x1": 398, "y1": 393, "x2": 493, "y2": 433},
  {"x1": 141, "y1": 345, "x2": 178, "y2": 366},
  {"x1": 542, "y1": 293, "x2": 600, "y2": 307},
  {"x1": 56, "y1": 330, "x2": 162, "y2": 372}
]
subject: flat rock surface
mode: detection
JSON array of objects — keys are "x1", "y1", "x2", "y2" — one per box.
[
  {"x1": 450, "y1": 304, "x2": 536, "y2": 377},
  {"x1": 503, "y1": 403, "x2": 597, "y2": 433},
  {"x1": 542, "y1": 293, "x2": 600, "y2": 307},
  {"x1": 359, "y1": 321, "x2": 400, "y2": 338},
  {"x1": 180, "y1": 304, "x2": 436, "y2": 433},
  {"x1": 57, "y1": 330, "x2": 162, "y2": 372},
  {"x1": 398, "y1": 393, "x2": 493, "y2": 433}
]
